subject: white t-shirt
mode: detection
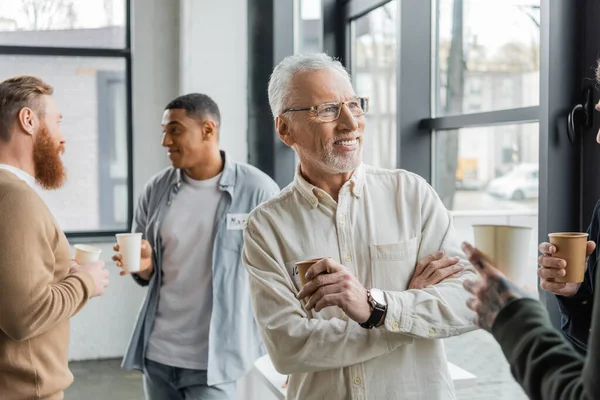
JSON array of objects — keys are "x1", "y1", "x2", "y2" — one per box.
[{"x1": 146, "y1": 171, "x2": 223, "y2": 370}]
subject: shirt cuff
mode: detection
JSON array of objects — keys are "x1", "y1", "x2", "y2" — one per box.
[
  {"x1": 381, "y1": 290, "x2": 457, "y2": 338},
  {"x1": 383, "y1": 290, "x2": 410, "y2": 333}
]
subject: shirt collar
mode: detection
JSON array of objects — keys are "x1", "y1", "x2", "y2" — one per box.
[
  {"x1": 0, "y1": 164, "x2": 36, "y2": 189},
  {"x1": 173, "y1": 150, "x2": 235, "y2": 191},
  {"x1": 294, "y1": 163, "x2": 365, "y2": 208}
]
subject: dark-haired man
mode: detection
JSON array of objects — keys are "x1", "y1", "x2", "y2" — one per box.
[{"x1": 115, "y1": 93, "x2": 279, "y2": 399}]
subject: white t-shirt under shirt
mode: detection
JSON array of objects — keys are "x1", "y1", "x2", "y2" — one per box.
[{"x1": 146, "y1": 171, "x2": 224, "y2": 370}]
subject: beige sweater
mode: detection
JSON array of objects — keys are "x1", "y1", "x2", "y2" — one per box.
[{"x1": 0, "y1": 171, "x2": 95, "y2": 400}]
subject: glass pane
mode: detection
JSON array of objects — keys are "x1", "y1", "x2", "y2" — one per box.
[
  {"x1": 435, "y1": 0, "x2": 540, "y2": 115},
  {"x1": 295, "y1": 0, "x2": 322, "y2": 54},
  {"x1": 351, "y1": 0, "x2": 398, "y2": 169},
  {"x1": 435, "y1": 123, "x2": 539, "y2": 212},
  {"x1": 0, "y1": 0, "x2": 126, "y2": 48},
  {"x1": 434, "y1": 123, "x2": 539, "y2": 287},
  {"x1": 437, "y1": 123, "x2": 538, "y2": 399},
  {"x1": 0, "y1": 55, "x2": 129, "y2": 232}
]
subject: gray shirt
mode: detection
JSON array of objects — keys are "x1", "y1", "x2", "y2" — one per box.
[{"x1": 121, "y1": 151, "x2": 280, "y2": 385}]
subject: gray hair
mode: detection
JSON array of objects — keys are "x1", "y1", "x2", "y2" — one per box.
[{"x1": 267, "y1": 53, "x2": 351, "y2": 118}]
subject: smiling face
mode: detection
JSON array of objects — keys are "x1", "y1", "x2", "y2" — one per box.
[
  {"x1": 160, "y1": 108, "x2": 217, "y2": 170},
  {"x1": 275, "y1": 68, "x2": 365, "y2": 177}
]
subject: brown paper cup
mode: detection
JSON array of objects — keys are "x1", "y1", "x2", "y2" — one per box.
[
  {"x1": 295, "y1": 258, "x2": 324, "y2": 286},
  {"x1": 548, "y1": 232, "x2": 588, "y2": 283}
]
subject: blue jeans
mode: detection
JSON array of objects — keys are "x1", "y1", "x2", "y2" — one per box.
[{"x1": 144, "y1": 359, "x2": 237, "y2": 400}]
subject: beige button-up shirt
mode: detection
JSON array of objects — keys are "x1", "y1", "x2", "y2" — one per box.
[{"x1": 242, "y1": 163, "x2": 477, "y2": 400}]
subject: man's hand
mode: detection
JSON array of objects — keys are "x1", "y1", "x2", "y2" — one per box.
[
  {"x1": 70, "y1": 260, "x2": 110, "y2": 298},
  {"x1": 409, "y1": 250, "x2": 464, "y2": 289},
  {"x1": 461, "y1": 242, "x2": 528, "y2": 332},
  {"x1": 537, "y1": 241, "x2": 595, "y2": 297},
  {"x1": 297, "y1": 258, "x2": 371, "y2": 323},
  {"x1": 112, "y1": 239, "x2": 154, "y2": 280}
]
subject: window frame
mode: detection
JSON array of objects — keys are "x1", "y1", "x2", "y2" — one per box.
[{"x1": 0, "y1": 0, "x2": 134, "y2": 239}]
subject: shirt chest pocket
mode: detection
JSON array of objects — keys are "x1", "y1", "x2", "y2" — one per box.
[{"x1": 369, "y1": 236, "x2": 421, "y2": 291}]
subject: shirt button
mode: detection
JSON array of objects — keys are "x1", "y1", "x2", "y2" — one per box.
[
  {"x1": 177, "y1": 182, "x2": 181, "y2": 188},
  {"x1": 345, "y1": 255, "x2": 352, "y2": 263},
  {"x1": 392, "y1": 322, "x2": 400, "y2": 330},
  {"x1": 582, "y1": 300, "x2": 588, "y2": 305},
  {"x1": 428, "y1": 328, "x2": 436, "y2": 336},
  {"x1": 339, "y1": 214, "x2": 346, "y2": 222},
  {"x1": 353, "y1": 377, "x2": 361, "y2": 385},
  {"x1": 316, "y1": 192, "x2": 324, "y2": 198},
  {"x1": 167, "y1": 201, "x2": 172, "y2": 206}
]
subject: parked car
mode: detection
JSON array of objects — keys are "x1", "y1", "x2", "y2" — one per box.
[{"x1": 486, "y1": 163, "x2": 538, "y2": 201}]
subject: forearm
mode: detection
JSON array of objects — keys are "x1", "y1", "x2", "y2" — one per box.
[
  {"x1": 492, "y1": 299, "x2": 593, "y2": 400},
  {"x1": 260, "y1": 310, "x2": 411, "y2": 374},
  {"x1": 0, "y1": 271, "x2": 94, "y2": 341},
  {"x1": 246, "y1": 262, "x2": 411, "y2": 374},
  {"x1": 382, "y1": 271, "x2": 477, "y2": 338}
]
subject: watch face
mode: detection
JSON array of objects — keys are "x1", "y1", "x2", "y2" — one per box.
[{"x1": 370, "y1": 288, "x2": 386, "y2": 306}]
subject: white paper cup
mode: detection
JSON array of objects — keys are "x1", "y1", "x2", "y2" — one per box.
[
  {"x1": 74, "y1": 244, "x2": 102, "y2": 265},
  {"x1": 472, "y1": 225, "x2": 532, "y2": 283},
  {"x1": 116, "y1": 233, "x2": 143, "y2": 272}
]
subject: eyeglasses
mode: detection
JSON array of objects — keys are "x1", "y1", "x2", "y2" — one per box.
[{"x1": 283, "y1": 97, "x2": 370, "y2": 122}]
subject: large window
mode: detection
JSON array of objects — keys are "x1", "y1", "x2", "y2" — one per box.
[
  {"x1": 433, "y1": 3, "x2": 539, "y2": 397},
  {"x1": 0, "y1": 0, "x2": 132, "y2": 236},
  {"x1": 351, "y1": 1, "x2": 398, "y2": 169},
  {"x1": 432, "y1": 0, "x2": 540, "y2": 275},
  {"x1": 335, "y1": 0, "x2": 541, "y2": 398},
  {"x1": 295, "y1": 0, "x2": 323, "y2": 54},
  {"x1": 436, "y1": 0, "x2": 540, "y2": 115}
]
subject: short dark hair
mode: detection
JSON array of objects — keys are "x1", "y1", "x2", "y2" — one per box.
[
  {"x1": 0, "y1": 76, "x2": 53, "y2": 142},
  {"x1": 165, "y1": 93, "x2": 221, "y2": 127}
]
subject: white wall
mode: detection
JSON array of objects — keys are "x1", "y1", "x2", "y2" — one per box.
[
  {"x1": 68, "y1": 0, "x2": 179, "y2": 361},
  {"x1": 179, "y1": 0, "x2": 248, "y2": 163}
]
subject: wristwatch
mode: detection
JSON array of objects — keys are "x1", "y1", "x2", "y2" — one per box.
[{"x1": 359, "y1": 288, "x2": 387, "y2": 329}]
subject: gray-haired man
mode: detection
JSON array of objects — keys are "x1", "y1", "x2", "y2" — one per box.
[{"x1": 242, "y1": 53, "x2": 477, "y2": 400}]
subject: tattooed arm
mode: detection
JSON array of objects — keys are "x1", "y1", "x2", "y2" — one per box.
[
  {"x1": 461, "y1": 243, "x2": 529, "y2": 330},
  {"x1": 462, "y1": 242, "x2": 598, "y2": 400}
]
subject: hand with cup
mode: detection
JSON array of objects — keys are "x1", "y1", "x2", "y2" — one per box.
[
  {"x1": 296, "y1": 258, "x2": 372, "y2": 323},
  {"x1": 73, "y1": 244, "x2": 102, "y2": 265},
  {"x1": 112, "y1": 234, "x2": 153, "y2": 280},
  {"x1": 70, "y1": 244, "x2": 110, "y2": 297},
  {"x1": 538, "y1": 235, "x2": 596, "y2": 297}
]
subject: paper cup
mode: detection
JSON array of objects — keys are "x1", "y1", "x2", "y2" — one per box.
[
  {"x1": 295, "y1": 258, "x2": 324, "y2": 286},
  {"x1": 548, "y1": 232, "x2": 588, "y2": 283},
  {"x1": 473, "y1": 225, "x2": 532, "y2": 283},
  {"x1": 74, "y1": 244, "x2": 102, "y2": 265},
  {"x1": 116, "y1": 233, "x2": 143, "y2": 272}
]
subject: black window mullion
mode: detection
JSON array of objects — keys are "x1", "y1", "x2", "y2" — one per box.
[{"x1": 421, "y1": 106, "x2": 540, "y2": 131}]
